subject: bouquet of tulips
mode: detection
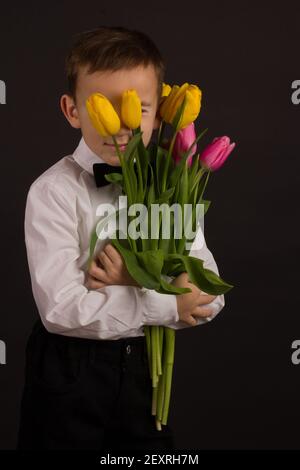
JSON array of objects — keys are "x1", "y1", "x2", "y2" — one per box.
[{"x1": 86, "y1": 82, "x2": 235, "y2": 431}]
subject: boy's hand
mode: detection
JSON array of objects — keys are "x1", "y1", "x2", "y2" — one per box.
[
  {"x1": 86, "y1": 243, "x2": 140, "y2": 289},
  {"x1": 172, "y1": 272, "x2": 217, "y2": 326}
]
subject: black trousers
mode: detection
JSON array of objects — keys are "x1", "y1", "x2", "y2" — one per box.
[{"x1": 17, "y1": 319, "x2": 175, "y2": 451}]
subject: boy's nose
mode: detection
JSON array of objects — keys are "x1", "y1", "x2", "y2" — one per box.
[
  {"x1": 119, "y1": 121, "x2": 131, "y2": 132},
  {"x1": 119, "y1": 115, "x2": 132, "y2": 133},
  {"x1": 113, "y1": 102, "x2": 136, "y2": 138},
  {"x1": 117, "y1": 122, "x2": 132, "y2": 141},
  {"x1": 116, "y1": 129, "x2": 131, "y2": 141},
  {"x1": 113, "y1": 103, "x2": 132, "y2": 131}
]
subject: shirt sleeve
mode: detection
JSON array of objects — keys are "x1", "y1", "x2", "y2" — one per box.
[
  {"x1": 24, "y1": 181, "x2": 179, "y2": 340},
  {"x1": 162, "y1": 234, "x2": 226, "y2": 330}
]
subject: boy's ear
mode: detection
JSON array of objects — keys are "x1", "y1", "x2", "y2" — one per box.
[{"x1": 60, "y1": 94, "x2": 81, "y2": 129}]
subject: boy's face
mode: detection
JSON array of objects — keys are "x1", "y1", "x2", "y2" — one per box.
[{"x1": 61, "y1": 64, "x2": 161, "y2": 166}]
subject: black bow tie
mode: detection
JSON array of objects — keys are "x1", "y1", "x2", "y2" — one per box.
[{"x1": 93, "y1": 163, "x2": 123, "y2": 187}]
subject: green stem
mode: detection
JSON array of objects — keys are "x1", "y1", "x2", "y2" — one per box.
[
  {"x1": 199, "y1": 168, "x2": 211, "y2": 201},
  {"x1": 157, "y1": 376, "x2": 165, "y2": 422},
  {"x1": 157, "y1": 121, "x2": 166, "y2": 147},
  {"x1": 152, "y1": 385, "x2": 158, "y2": 416},
  {"x1": 161, "y1": 131, "x2": 178, "y2": 193},
  {"x1": 155, "y1": 417, "x2": 162, "y2": 431},
  {"x1": 159, "y1": 326, "x2": 164, "y2": 358},
  {"x1": 151, "y1": 326, "x2": 158, "y2": 388},
  {"x1": 144, "y1": 326, "x2": 152, "y2": 379},
  {"x1": 112, "y1": 135, "x2": 137, "y2": 252},
  {"x1": 190, "y1": 167, "x2": 206, "y2": 196},
  {"x1": 133, "y1": 146, "x2": 143, "y2": 201},
  {"x1": 157, "y1": 331, "x2": 166, "y2": 422},
  {"x1": 112, "y1": 135, "x2": 131, "y2": 203},
  {"x1": 161, "y1": 327, "x2": 175, "y2": 425},
  {"x1": 132, "y1": 127, "x2": 142, "y2": 191},
  {"x1": 156, "y1": 326, "x2": 162, "y2": 376}
]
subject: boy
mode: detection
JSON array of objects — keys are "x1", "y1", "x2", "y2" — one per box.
[{"x1": 17, "y1": 26, "x2": 225, "y2": 451}]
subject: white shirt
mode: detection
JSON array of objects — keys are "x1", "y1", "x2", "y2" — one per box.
[{"x1": 24, "y1": 136, "x2": 225, "y2": 340}]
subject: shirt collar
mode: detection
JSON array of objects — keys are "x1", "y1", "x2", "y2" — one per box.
[{"x1": 73, "y1": 136, "x2": 106, "y2": 175}]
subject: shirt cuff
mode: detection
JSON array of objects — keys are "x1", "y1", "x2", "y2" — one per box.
[{"x1": 141, "y1": 288, "x2": 179, "y2": 326}]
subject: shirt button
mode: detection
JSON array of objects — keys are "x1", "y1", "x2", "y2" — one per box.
[{"x1": 126, "y1": 344, "x2": 131, "y2": 355}]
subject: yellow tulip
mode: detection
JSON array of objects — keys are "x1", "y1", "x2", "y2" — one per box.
[
  {"x1": 86, "y1": 93, "x2": 120, "y2": 137},
  {"x1": 168, "y1": 83, "x2": 190, "y2": 123},
  {"x1": 159, "y1": 85, "x2": 179, "y2": 122},
  {"x1": 160, "y1": 84, "x2": 180, "y2": 123},
  {"x1": 177, "y1": 85, "x2": 202, "y2": 130},
  {"x1": 159, "y1": 83, "x2": 202, "y2": 130},
  {"x1": 161, "y1": 83, "x2": 172, "y2": 97},
  {"x1": 159, "y1": 83, "x2": 186, "y2": 123},
  {"x1": 121, "y1": 89, "x2": 142, "y2": 130}
]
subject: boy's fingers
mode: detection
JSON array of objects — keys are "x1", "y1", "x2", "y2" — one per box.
[
  {"x1": 192, "y1": 306, "x2": 213, "y2": 318},
  {"x1": 103, "y1": 243, "x2": 123, "y2": 264},
  {"x1": 186, "y1": 315, "x2": 198, "y2": 326},
  {"x1": 197, "y1": 293, "x2": 217, "y2": 305},
  {"x1": 88, "y1": 259, "x2": 108, "y2": 281},
  {"x1": 87, "y1": 277, "x2": 107, "y2": 289},
  {"x1": 98, "y1": 250, "x2": 113, "y2": 269}
]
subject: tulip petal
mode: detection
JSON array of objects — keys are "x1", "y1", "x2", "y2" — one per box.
[
  {"x1": 162, "y1": 83, "x2": 172, "y2": 97},
  {"x1": 160, "y1": 85, "x2": 179, "y2": 123},
  {"x1": 199, "y1": 136, "x2": 236, "y2": 171},
  {"x1": 86, "y1": 93, "x2": 121, "y2": 136},
  {"x1": 173, "y1": 123, "x2": 197, "y2": 166},
  {"x1": 222, "y1": 142, "x2": 236, "y2": 160},
  {"x1": 121, "y1": 89, "x2": 142, "y2": 129},
  {"x1": 177, "y1": 86, "x2": 202, "y2": 130},
  {"x1": 86, "y1": 98, "x2": 109, "y2": 137}
]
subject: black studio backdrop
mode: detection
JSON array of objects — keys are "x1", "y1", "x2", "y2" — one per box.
[{"x1": 0, "y1": 1, "x2": 299, "y2": 450}]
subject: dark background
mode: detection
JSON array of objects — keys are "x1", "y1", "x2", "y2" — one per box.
[{"x1": 0, "y1": 0, "x2": 299, "y2": 450}]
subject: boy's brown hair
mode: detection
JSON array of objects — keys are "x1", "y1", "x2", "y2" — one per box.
[{"x1": 65, "y1": 26, "x2": 166, "y2": 104}]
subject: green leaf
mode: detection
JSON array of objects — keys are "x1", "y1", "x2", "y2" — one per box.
[
  {"x1": 111, "y1": 237, "x2": 161, "y2": 290},
  {"x1": 128, "y1": 154, "x2": 138, "y2": 202},
  {"x1": 118, "y1": 132, "x2": 142, "y2": 205},
  {"x1": 171, "y1": 97, "x2": 187, "y2": 131},
  {"x1": 136, "y1": 249, "x2": 164, "y2": 280},
  {"x1": 162, "y1": 260, "x2": 184, "y2": 277},
  {"x1": 158, "y1": 237, "x2": 171, "y2": 257},
  {"x1": 110, "y1": 239, "x2": 193, "y2": 295},
  {"x1": 197, "y1": 168, "x2": 210, "y2": 201},
  {"x1": 136, "y1": 250, "x2": 192, "y2": 295},
  {"x1": 88, "y1": 207, "x2": 127, "y2": 265},
  {"x1": 169, "y1": 149, "x2": 190, "y2": 189},
  {"x1": 147, "y1": 141, "x2": 157, "y2": 164},
  {"x1": 155, "y1": 145, "x2": 168, "y2": 194},
  {"x1": 201, "y1": 199, "x2": 211, "y2": 214},
  {"x1": 104, "y1": 173, "x2": 123, "y2": 185},
  {"x1": 189, "y1": 151, "x2": 199, "y2": 182},
  {"x1": 189, "y1": 168, "x2": 205, "y2": 202},
  {"x1": 155, "y1": 187, "x2": 175, "y2": 204},
  {"x1": 147, "y1": 181, "x2": 155, "y2": 206},
  {"x1": 123, "y1": 132, "x2": 142, "y2": 160},
  {"x1": 172, "y1": 181, "x2": 180, "y2": 205},
  {"x1": 156, "y1": 277, "x2": 192, "y2": 295},
  {"x1": 164, "y1": 253, "x2": 234, "y2": 295},
  {"x1": 135, "y1": 127, "x2": 150, "y2": 186},
  {"x1": 180, "y1": 163, "x2": 189, "y2": 206},
  {"x1": 188, "y1": 156, "x2": 200, "y2": 201}
]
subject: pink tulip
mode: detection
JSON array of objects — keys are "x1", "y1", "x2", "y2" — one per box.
[
  {"x1": 199, "y1": 136, "x2": 235, "y2": 171},
  {"x1": 173, "y1": 123, "x2": 197, "y2": 167}
]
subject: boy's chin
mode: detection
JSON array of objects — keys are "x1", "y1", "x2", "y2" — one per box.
[{"x1": 100, "y1": 154, "x2": 121, "y2": 166}]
